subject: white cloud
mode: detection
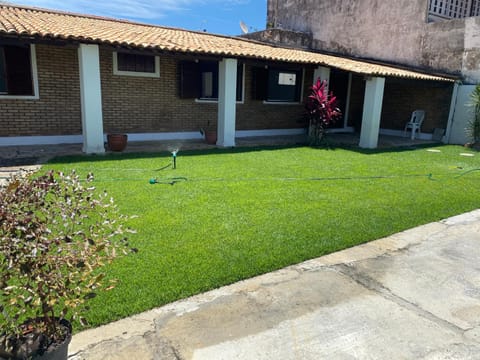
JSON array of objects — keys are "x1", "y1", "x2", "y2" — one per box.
[
  {"x1": 10, "y1": 0, "x2": 191, "y2": 19},
  {"x1": 5, "y1": 0, "x2": 253, "y2": 20}
]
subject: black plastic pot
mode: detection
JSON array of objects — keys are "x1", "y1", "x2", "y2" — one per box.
[{"x1": 34, "y1": 319, "x2": 72, "y2": 360}]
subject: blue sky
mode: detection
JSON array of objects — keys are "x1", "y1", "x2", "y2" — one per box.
[{"x1": 4, "y1": 0, "x2": 267, "y2": 35}]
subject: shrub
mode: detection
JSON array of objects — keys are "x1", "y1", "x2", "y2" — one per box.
[
  {"x1": 305, "y1": 78, "x2": 342, "y2": 145},
  {"x1": 0, "y1": 170, "x2": 135, "y2": 358},
  {"x1": 467, "y1": 84, "x2": 480, "y2": 145}
]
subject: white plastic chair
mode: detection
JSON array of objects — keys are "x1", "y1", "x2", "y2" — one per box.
[{"x1": 404, "y1": 110, "x2": 425, "y2": 140}]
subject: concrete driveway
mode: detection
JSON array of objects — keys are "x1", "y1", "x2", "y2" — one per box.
[{"x1": 70, "y1": 210, "x2": 480, "y2": 360}]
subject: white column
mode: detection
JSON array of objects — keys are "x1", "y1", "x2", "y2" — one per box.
[
  {"x1": 78, "y1": 44, "x2": 105, "y2": 154},
  {"x1": 444, "y1": 81, "x2": 460, "y2": 144},
  {"x1": 217, "y1": 58, "x2": 237, "y2": 147},
  {"x1": 359, "y1": 76, "x2": 385, "y2": 149}
]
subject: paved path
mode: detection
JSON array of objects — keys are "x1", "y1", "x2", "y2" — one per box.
[{"x1": 69, "y1": 209, "x2": 480, "y2": 360}]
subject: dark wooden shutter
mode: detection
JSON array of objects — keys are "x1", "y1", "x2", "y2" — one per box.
[
  {"x1": 236, "y1": 63, "x2": 243, "y2": 101},
  {"x1": 294, "y1": 69, "x2": 303, "y2": 102},
  {"x1": 0, "y1": 48, "x2": 7, "y2": 93},
  {"x1": 5, "y1": 46, "x2": 33, "y2": 96},
  {"x1": 252, "y1": 67, "x2": 268, "y2": 100},
  {"x1": 179, "y1": 61, "x2": 200, "y2": 99}
]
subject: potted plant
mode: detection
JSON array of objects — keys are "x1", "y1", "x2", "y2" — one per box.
[
  {"x1": 305, "y1": 78, "x2": 342, "y2": 145},
  {"x1": 199, "y1": 120, "x2": 217, "y2": 145},
  {"x1": 107, "y1": 133, "x2": 128, "y2": 152},
  {"x1": 0, "y1": 170, "x2": 136, "y2": 359}
]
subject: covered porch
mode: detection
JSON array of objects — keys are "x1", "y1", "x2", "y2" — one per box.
[
  {"x1": 0, "y1": 4, "x2": 458, "y2": 155},
  {"x1": 313, "y1": 67, "x2": 457, "y2": 149}
]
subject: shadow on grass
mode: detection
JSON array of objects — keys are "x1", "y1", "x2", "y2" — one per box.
[
  {"x1": 317, "y1": 141, "x2": 447, "y2": 154},
  {"x1": 47, "y1": 141, "x2": 451, "y2": 166},
  {"x1": 47, "y1": 144, "x2": 306, "y2": 165}
]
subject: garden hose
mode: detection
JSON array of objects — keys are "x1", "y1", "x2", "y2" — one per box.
[
  {"x1": 149, "y1": 177, "x2": 187, "y2": 185},
  {"x1": 81, "y1": 168, "x2": 480, "y2": 184}
]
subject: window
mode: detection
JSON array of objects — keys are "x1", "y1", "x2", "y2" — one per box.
[
  {"x1": 252, "y1": 66, "x2": 303, "y2": 103},
  {"x1": 113, "y1": 52, "x2": 160, "y2": 77},
  {"x1": 199, "y1": 61, "x2": 219, "y2": 99},
  {"x1": 428, "y1": 0, "x2": 480, "y2": 21},
  {"x1": 0, "y1": 44, "x2": 35, "y2": 96},
  {"x1": 179, "y1": 60, "x2": 244, "y2": 102}
]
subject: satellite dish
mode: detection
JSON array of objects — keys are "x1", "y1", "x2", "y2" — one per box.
[{"x1": 239, "y1": 20, "x2": 249, "y2": 34}]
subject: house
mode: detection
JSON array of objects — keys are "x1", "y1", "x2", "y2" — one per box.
[
  {"x1": 258, "y1": 0, "x2": 480, "y2": 144},
  {"x1": 0, "y1": 4, "x2": 455, "y2": 153}
]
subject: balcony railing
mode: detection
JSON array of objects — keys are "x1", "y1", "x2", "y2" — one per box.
[{"x1": 428, "y1": 0, "x2": 480, "y2": 20}]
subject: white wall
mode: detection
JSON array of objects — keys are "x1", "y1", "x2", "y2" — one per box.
[
  {"x1": 268, "y1": 0, "x2": 480, "y2": 82},
  {"x1": 447, "y1": 84, "x2": 475, "y2": 145}
]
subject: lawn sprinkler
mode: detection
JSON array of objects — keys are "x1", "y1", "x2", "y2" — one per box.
[
  {"x1": 171, "y1": 149, "x2": 178, "y2": 169},
  {"x1": 149, "y1": 177, "x2": 173, "y2": 185},
  {"x1": 149, "y1": 177, "x2": 186, "y2": 185}
]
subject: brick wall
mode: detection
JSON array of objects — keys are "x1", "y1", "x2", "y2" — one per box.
[
  {"x1": 346, "y1": 75, "x2": 453, "y2": 133},
  {"x1": 100, "y1": 49, "x2": 218, "y2": 133},
  {"x1": 0, "y1": 44, "x2": 82, "y2": 137},
  {"x1": 100, "y1": 47, "x2": 309, "y2": 133},
  {"x1": 1, "y1": 43, "x2": 308, "y2": 138},
  {"x1": 381, "y1": 78, "x2": 454, "y2": 132},
  {"x1": 6, "y1": 43, "x2": 451, "y2": 139}
]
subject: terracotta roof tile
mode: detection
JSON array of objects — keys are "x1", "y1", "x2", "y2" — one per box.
[{"x1": 0, "y1": 4, "x2": 456, "y2": 82}]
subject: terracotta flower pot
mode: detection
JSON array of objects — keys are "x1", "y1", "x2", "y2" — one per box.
[
  {"x1": 107, "y1": 134, "x2": 128, "y2": 152},
  {"x1": 204, "y1": 131, "x2": 217, "y2": 145}
]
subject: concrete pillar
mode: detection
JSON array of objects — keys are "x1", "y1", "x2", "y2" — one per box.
[
  {"x1": 217, "y1": 58, "x2": 237, "y2": 147},
  {"x1": 313, "y1": 66, "x2": 330, "y2": 89},
  {"x1": 444, "y1": 81, "x2": 460, "y2": 144},
  {"x1": 359, "y1": 77, "x2": 385, "y2": 149},
  {"x1": 78, "y1": 44, "x2": 105, "y2": 154},
  {"x1": 445, "y1": 84, "x2": 475, "y2": 145}
]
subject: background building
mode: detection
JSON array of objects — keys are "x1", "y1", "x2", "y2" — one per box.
[{"x1": 265, "y1": 0, "x2": 480, "y2": 84}]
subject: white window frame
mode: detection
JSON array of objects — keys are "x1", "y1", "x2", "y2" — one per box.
[
  {"x1": 0, "y1": 44, "x2": 39, "y2": 100},
  {"x1": 113, "y1": 52, "x2": 160, "y2": 78}
]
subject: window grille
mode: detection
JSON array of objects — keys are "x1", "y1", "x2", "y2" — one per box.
[
  {"x1": 472, "y1": 0, "x2": 480, "y2": 16},
  {"x1": 429, "y1": 0, "x2": 480, "y2": 20}
]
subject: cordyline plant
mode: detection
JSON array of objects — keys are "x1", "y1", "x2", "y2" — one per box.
[
  {"x1": 0, "y1": 170, "x2": 136, "y2": 359},
  {"x1": 305, "y1": 78, "x2": 342, "y2": 144},
  {"x1": 467, "y1": 84, "x2": 480, "y2": 146}
]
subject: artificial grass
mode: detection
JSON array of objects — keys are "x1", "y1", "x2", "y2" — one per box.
[{"x1": 47, "y1": 144, "x2": 480, "y2": 330}]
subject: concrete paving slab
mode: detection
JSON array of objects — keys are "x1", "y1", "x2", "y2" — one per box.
[
  {"x1": 69, "y1": 209, "x2": 480, "y2": 360},
  {"x1": 163, "y1": 269, "x2": 471, "y2": 360},
  {"x1": 349, "y1": 213, "x2": 480, "y2": 331}
]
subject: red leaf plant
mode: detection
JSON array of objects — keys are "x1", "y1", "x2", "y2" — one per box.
[{"x1": 305, "y1": 78, "x2": 342, "y2": 144}]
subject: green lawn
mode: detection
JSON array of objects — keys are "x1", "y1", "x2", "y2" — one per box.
[{"x1": 47, "y1": 144, "x2": 480, "y2": 330}]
